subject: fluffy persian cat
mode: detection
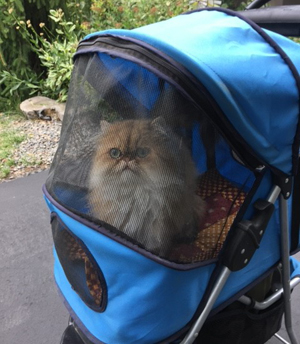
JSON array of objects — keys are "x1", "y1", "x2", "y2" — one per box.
[{"x1": 88, "y1": 117, "x2": 205, "y2": 256}]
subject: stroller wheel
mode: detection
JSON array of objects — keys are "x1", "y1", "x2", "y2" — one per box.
[
  {"x1": 61, "y1": 318, "x2": 94, "y2": 344},
  {"x1": 60, "y1": 323, "x2": 84, "y2": 344}
]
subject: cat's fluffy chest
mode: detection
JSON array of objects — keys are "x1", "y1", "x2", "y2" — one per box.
[{"x1": 90, "y1": 170, "x2": 173, "y2": 238}]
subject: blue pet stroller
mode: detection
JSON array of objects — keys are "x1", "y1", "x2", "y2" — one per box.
[{"x1": 43, "y1": 4, "x2": 300, "y2": 344}]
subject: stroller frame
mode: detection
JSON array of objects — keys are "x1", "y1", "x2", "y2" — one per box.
[
  {"x1": 178, "y1": 2, "x2": 300, "y2": 342},
  {"x1": 55, "y1": 1, "x2": 300, "y2": 343},
  {"x1": 182, "y1": 186, "x2": 299, "y2": 344}
]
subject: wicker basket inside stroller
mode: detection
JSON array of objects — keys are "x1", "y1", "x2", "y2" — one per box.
[{"x1": 43, "y1": 5, "x2": 300, "y2": 344}]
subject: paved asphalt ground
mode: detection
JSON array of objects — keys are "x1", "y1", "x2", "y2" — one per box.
[
  {"x1": 0, "y1": 171, "x2": 68, "y2": 344},
  {"x1": 0, "y1": 171, "x2": 299, "y2": 344}
]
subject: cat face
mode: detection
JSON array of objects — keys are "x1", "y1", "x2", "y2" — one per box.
[{"x1": 90, "y1": 118, "x2": 181, "y2": 186}]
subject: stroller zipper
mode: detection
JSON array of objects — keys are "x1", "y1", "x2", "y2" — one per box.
[{"x1": 76, "y1": 35, "x2": 265, "y2": 172}]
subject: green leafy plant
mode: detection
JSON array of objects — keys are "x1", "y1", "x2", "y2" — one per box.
[
  {"x1": 221, "y1": 0, "x2": 248, "y2": 10},
  {"x1": 25, "y1": 9, "x2": 79, "y2": 101},
  {"x1": 1, "y1": 1, "x2": 199, "y2": 110},
  {"x1": 2, "y1": 8, "x2": 80, "y2": 104},
  {"x1": 291, "y1": 37, "x2": 300, "y2": 44},
  {"x1": 0, "y1": 1, "x2": 71, "y2": 111},
  {"x1": 1, "y1": 0, "x2": 226, "y2": 112},
  {"x1": 0, "y1": 74, "x2": 40, "y2": 113},
  {"x1": 89, "y1": 0, "x2": 197, "y2": 30}
]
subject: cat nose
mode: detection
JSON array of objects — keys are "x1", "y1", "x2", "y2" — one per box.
[{"x1": 123, "y1": 156, "x2": 131, "y2": 163}]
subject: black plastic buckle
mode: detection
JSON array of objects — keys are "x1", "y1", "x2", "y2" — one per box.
[
  {"x1": 274, "y1": 175, "x2": 292, "y2": 200},
  {"x1": 222, "y1": 199, "x2": 274, "y2": 271}
]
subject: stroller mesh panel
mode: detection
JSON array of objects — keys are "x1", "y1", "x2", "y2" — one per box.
[
  {"x1": 46, "y1": 52, "x2": 255, "y2": 263},
  {"x1": 51, "y1": 215, "x2": 106, "y2": 311},
  {"x1": 169, "y1": 169, "x2": 247, "y2": 263}
]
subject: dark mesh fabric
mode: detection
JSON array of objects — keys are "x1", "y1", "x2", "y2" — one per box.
[
  {"x1": 51, "y1": 215, "x2": 106, "y2": 311},
  {"x1": 46, "y1": 52, "x2": 256, "y2": 262}
]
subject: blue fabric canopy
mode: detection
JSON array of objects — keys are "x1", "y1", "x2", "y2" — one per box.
[{"x1": 84, "y1": 9, "x2": 300, "y2": 175}]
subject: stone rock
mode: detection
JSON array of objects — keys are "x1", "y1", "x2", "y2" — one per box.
[{"x1": 20, "y1": 96, "x2": 65, "y2": 121}]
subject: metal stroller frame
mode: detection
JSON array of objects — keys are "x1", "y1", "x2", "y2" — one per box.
[
  {"x1": 182, "y1": 187, "x2": 300, "y2": 344},
  {"x1": 182, "y1": 3, "x2": 300, "y2": 343},
  {"x1": 59, "y1": 2, "x2": 300, "y2": 343}
]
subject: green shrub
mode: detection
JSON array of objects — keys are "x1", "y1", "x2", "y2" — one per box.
[
  {"x1": 1, "y1": 0, "x2": 228, "y2": 111},
  {"x1": 16, "y1": 9, "x2": 80, "y2": 102},
  {"x1": 89, "y1": 0, "x2": 197, "y2": 30},
  {"x1": 0, "y1": 0, "x2": 70, "y2": 111},
  {"x1": 1, "y1": 8, "x2": 80, "y2": 107},
  {"x1": 1, "y1": 0, "x2": 199, "y2": 110}
]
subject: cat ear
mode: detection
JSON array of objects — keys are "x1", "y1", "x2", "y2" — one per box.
[
  {"x1": 100, "y1": 120, "x2": 110, "y2": 133},
  {"x1": 151, "y1": 116, "x2": 166, "y2": 127},
  {"x1": 151, "y1": 116, "x2": 168, "y2": 136}
]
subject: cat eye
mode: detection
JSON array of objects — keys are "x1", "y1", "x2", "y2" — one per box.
[
  {"x1": 136, "y1": 147, "x2": 150, "y2": 158},
  {"x1": 109, "y1": 148, "x2": 122, "y2": 159}
]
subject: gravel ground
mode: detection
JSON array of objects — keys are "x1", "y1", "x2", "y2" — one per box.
[{"x1": 2, "y1": 119, "x2": 61, "y2": 181}]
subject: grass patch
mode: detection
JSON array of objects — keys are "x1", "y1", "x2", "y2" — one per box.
[
  {"x1": 0, "y1": 112, "x2": 26, "y2": 179},
  {"x1": 19, "y1": 155, "x2": 43, "y2": 167}
]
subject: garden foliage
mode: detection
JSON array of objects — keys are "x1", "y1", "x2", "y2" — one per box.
[{"x1": 0, "y1": 0, "x2": 240, "y2": 112}]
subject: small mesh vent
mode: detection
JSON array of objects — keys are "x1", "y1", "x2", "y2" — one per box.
[
  {"x1": 51, "y1": 215, "x2": 106, "y2": 311},
  {"x1": 46, "y1": 52, "x2": 256, "y2": 263}
]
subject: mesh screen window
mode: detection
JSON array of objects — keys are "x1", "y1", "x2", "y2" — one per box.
[
  {"x1": 46, "y1": 52, "x2": 256, "y2": 263},
  {"x1": 51, "y1": 215, "x2": 106, "y2": 311}
]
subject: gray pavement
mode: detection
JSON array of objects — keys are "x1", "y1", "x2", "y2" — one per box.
[
  {"x1": 0, "y1": 171, "x2": 299, "y2": 344},
  {"x1": 0, "y1": 171, "x2": 68, "y2": 344}
]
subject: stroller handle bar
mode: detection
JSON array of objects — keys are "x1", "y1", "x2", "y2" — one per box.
[{"x1": 240, "y1": 5, "x2": 300, "y2": 37}]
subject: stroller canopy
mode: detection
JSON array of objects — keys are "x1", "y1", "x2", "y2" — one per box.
[{"x1": 83, "y1": 8, "x2": 300, "y2": 175}]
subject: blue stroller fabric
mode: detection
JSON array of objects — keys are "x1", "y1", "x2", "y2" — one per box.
[
  {"x1": 84, "y1": 9, "x2": 300, "y2": 175},
  {"x1": 44, "y1": 8, "x2": 300, "y2": 344}
]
